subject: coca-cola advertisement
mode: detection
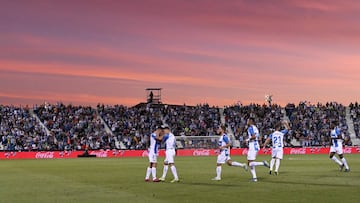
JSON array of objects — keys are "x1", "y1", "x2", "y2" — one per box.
[
  {"x1": 35, "y1": 152, "x2": 55, "y2": 159},
  {"x1": 289, "y1": 148, "x2": 307, "y2": 155},
  {"x1": 89, "y1": 151, "x2": 108, "y2": 158},
  {"x1": 192, "y1": 149, "x2": 210, "y2": 156}
]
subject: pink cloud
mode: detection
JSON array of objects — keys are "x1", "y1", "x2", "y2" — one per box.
[{"x1": 1, "y1": 0, "x2": 360, "y2": 107}]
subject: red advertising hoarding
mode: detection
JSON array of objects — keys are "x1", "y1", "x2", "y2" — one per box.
[{"x1": 0, "y1": 147, "x2": 359, "y2": 159}]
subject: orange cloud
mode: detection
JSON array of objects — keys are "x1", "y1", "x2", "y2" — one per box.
[{"x1": 1, "y1": 1, "x2": 360, "y2": 107}]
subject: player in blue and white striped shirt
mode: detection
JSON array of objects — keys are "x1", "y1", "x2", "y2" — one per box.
[
  {"x1": 211, "y1": 125, "x2": 247, "y2": 181},
  {"x1": 246, "y1": 117, "x2": 270, "y2": 182},
  {"x1": 159, "y1": 124, "x2": 179, "y2": 183},
  {"x1": 263, "y1": 120, "x2": 290, "y2": 175},
  {"x1": 329, "y1": 121, "x2": 350, "y2": 172},
  {"x1": 145, "y1": 126, "x2": 164, "y2": 182}
]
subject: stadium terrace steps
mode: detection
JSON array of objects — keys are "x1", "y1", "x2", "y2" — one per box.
[
  {"x1": 119, "y1": 141, "x2": 127, "y2": 150},
  {"x1": 96, "y1": 111, "x2": 114, "y2": 135},
  {"x1": 30, "y1": 109, "x2": 51, "y2": 137},
  {"x1": 96, "y1": 110, "x2": 127, "y2": 149},
  {"x1": 346, "y1": 107, "x2": 360, "y2": 146}
]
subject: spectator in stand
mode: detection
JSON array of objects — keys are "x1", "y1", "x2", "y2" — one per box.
[
  {"x1": 350, "y1": 102, "x2": 360, "y2": 138},
  {"x1": 0, "y1": 105, "x2": 48, "y2": 151},
  {"x1": 35, "y1": 103, "x2": 112, "y2": 151},
  {"x1": 224, "y1": 103, "x2": 284, "y2": 148},
  {"x1": 0, "y1": 101, "x2": 355, "y2": 152},
  {"x1": 278, "y1": 102, "x2": 349, "y2": 147}
]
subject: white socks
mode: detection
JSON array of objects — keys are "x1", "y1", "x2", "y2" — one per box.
[
  {"x1": 249, "y1": 162, "x2": 264, "y2": 167},
  {"x1": 145, "y1": 167, "x2": 151, "y2": 179},
  {"x1": 275, "y1": 159, "x2": 280, "y2": 172},
  {"x1": 161, "y1": 165, "x2": 169, "y2": 178},
  {"x1": 341, "y1": 158, "x2": 349, "y2": 169},
  {"x1": 250, "y1": 166, "x2": 256, "y2": 179},
  {"x1": 331, "y1": 156, "x2": 342, "y2": 166},
  {"x1": 161, "y1": 165, "x2": 178, "y2": 179},
  {"x1": 216, "y1": 166, "x2": 222, "y2": 178},
  {"x1": 146, "y1": 167, "x2": 158, "y2": 180},
  {"x1": 270, "y1": 159, "x2": 275, "y2": 171},
  {"x1": 151, "y1": 167, "x2": 157, "y2": 179},
  {"x1": 231, "y1": 161, "x2": 245, "y2": 167},
  {"x1": 171, "y1": 165, "x2": 179, "y2": 179}
]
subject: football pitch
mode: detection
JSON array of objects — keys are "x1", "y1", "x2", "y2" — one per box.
[{"x1": 0, "y1": 154, "x2": 359, "y2": 203}]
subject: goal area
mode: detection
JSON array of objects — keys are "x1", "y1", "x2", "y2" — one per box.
[{"x1": 174, "y1": 136, "x2": 241, "y2": 149}]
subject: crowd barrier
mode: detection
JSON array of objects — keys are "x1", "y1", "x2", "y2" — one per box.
[{"x1": 0, "y1": 147, "x2": 359, "y2": 159}]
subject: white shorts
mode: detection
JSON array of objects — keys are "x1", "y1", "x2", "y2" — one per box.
[
  {"x1": 148, "y1": 151, "x2": 157, "y2": 163},
  {"x1": 217, "y1": 149, "x2": 231, "y2": 164},
  {"x1": 247, "y1": 141, "x2": 259, "y2": 161},
  {"x1": 330, "y1": 146, "x2": 343, "y2": 155},
  {"x1": 164, "y1": 149, "x2": 175, "y2": 164},
  {"x1": 271, "y1": 148, "x2": 283, "y2": 159},
  {"x1": 247, "y1": 149, "x2": 258, "y2": 161}
]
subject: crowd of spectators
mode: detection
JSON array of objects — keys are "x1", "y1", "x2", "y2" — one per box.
[
  {"x1": 288, "y1": 102, "x2": 351, "y2": 147},
  {"x1": 224, "y1": 102, "x2": 353, "y2": 148},
  {"x1": 97, "y1": 103, "x2": 163, "y2": 150},
  {"x1": 350, "y1": 102, "x2": 360, "y2": 138},
  {"x1": 34, "y1": 102, "x2": 114, "y2": 151},
  {"x1": 0, "y1": 105, "x2": 48, "y2": 151},
  {"x1": 224, "y1": 103, "x2": 284, "y2": 148},
  {"x1": 162, "y1": 104, "x2": 221, "y2": 148},
  {"x1": 162, "y1": 104, "x2": 221, "y2": 136},
  {"x1": 97, "y1": 103, "x2": 221, "y2": 149},
  {"x1": 0, "y1": 101, "x2": 357, "y2": 151}
]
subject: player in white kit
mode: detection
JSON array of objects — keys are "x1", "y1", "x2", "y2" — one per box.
[
  {"x1": 246, "y1": 117, "x2": 269, "y2": 182},
  {"x1": 212, "y1": 125, "x2": 248, "y2": 181},
  {"x1": 329, "y1": 121, "x2": 350, "y2": 172},
  {"x1": 145, "y1": 126, "x2": 164, "y2": 182},
  {"x1": 263, "y1": 120, "x2": 290, "y2": 175},
  {"x1": 159, "y1": 124, "x2": 179, "y2": 183}
]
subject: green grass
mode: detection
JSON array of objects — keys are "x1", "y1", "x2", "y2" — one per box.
[{"x1": 0, "y1": 154, "x2": 358, "y2": 203}]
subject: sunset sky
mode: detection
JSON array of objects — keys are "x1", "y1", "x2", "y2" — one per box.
[{"x1": 1, "y1": 0, "x2": 360, "y2": 107}]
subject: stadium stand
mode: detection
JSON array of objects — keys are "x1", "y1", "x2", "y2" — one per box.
[
  {"x1": 0, "y1": 101, "x2": 359, "y2": 151},
  {"x1": 34, "y1": 103, "x2": 114, "y2": 150},
  {"x1": 349, "y1": 102, "x2": 360, "y2": 145},
  {"x1": 223, "y1": 103, "x2": 285, "y2": 148},
  {"x1": 0, "y1": 105, "x2": 48, "y2": 151}
]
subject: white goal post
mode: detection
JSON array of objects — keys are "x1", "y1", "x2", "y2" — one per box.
[{"x1": 174, "y1": 135, "x2": 241, "y2": 149}]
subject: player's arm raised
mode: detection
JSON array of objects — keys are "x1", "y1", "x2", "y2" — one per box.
[
  {"x1": 282, "y1": 120, "x2": 290, "y2": 130},
  {"x1": 262, "y1": 135, "x2": 271, "y2": 149}
]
